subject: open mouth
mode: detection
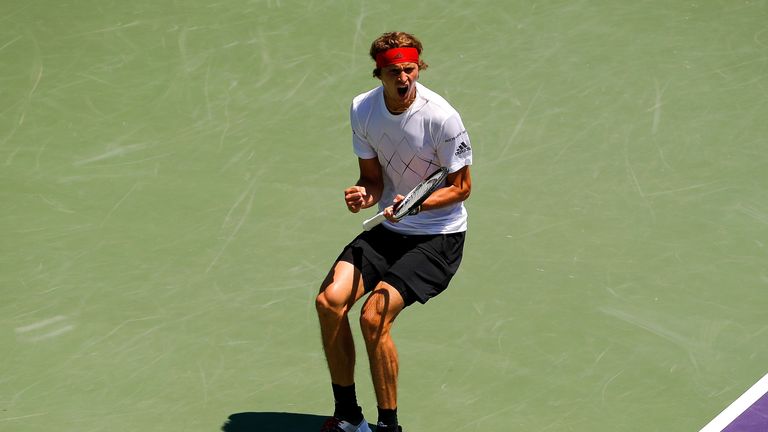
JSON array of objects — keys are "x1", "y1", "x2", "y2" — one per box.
[{"x1": 397, "y1": 86, "x2": 408, "y2": 97}]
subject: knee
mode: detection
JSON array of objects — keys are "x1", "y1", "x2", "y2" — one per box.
[
  {"x1": 359, "y1": 302, "x2": 386, "y2": 340},
  {"x1": 315, "y1": 288, "x2": 347, "y2": 319}
]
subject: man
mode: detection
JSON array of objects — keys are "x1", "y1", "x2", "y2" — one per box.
[{"x1": 316, "y1": 31, "x2": 473, "y2": 432}]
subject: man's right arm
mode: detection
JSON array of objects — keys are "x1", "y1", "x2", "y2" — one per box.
[{"x1": 344, "y1": 157, "x2": 383, "y2": 213}]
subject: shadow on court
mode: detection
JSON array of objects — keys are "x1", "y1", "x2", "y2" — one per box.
[{"x1": 221, "y1": 412, "x2": 376, "y2": 432}]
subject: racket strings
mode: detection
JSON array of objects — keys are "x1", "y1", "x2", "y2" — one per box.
[{"x1": 394, "y1": 178, "x2": 439, "y2": 218}]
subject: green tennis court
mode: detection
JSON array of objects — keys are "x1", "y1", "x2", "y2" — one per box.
[{"x1": 2, "y1": 1, "x2": 767, "y2": 431}]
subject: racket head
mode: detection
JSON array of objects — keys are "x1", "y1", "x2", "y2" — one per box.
[{"x1": 392, "y1": 167, "x2": 449, "y2": 219}]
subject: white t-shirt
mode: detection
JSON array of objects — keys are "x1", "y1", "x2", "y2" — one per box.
[{"x1": 350, "y1": 82, "x2": 473, "y2": 235}]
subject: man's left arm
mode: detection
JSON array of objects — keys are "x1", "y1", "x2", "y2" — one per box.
[
  {"x1": 419, "y1": 165, "x2": 471, "y2": 211},
  {"x1": 420, "y1": 111, "x2": 473, "y2": 211}
]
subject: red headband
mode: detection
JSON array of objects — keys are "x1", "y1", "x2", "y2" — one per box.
[{"x1": 375, "y1": 47, "x2": 419, "y2": 68}]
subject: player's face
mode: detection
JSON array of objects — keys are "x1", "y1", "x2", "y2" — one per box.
[{"x1": 380, "y1": 62, "x2": 419, "y2": 105}]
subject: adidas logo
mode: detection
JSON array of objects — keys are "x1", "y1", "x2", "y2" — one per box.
[
  {"x1": 454, "y1": 142, "x2": 471, "y2": 156},
  {"x1": 394, "y1": 53, "x2": 404, "y2": 59}
]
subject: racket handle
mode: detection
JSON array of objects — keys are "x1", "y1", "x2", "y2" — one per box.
[{"x1": 362, "y1": 212, "x2": 387, "y2": 231}]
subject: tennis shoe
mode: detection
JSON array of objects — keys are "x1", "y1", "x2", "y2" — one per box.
[{"x1": 320, "y1": 416, "x2": 372, "y2": 432}]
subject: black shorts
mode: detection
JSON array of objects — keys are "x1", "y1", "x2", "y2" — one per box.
[{"x1": 336, "y1": 225, "x2": 466, "y2": 307}]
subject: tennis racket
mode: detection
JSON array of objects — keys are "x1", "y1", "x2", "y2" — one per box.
[{"x1": 362, "y1": 167, "x2": 449, "y2": 231}]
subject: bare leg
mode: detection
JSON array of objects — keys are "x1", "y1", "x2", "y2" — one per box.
[
  {"x1": 316, "y1": 261, "x2": 367, "y2": 386},
  {"x1": 359, "y1": 283, "x2": 406, "y2": 410}
]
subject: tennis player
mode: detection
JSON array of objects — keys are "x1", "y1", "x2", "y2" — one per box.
[{"x1": 316, "y1": 31, "x2": 473, "y2": 432}]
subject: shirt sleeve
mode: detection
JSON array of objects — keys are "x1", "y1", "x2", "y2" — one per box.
[
  {"x1": 436, "y1": 113, "x2": 472, "y2": 172},
  {"x1": 350, "y1": 104, "x2": 377, "y2": 159}
]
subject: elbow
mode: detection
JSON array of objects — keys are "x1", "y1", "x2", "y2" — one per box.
[{"x1": 460, "y1": 186, "x2": 471, "y2": 202}]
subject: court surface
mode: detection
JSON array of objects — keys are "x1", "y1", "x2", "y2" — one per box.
[{"x1": 2, "y1": 1, "x2": 767, "y2": 431}]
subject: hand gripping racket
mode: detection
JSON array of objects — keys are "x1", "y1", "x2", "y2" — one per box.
[{"x1": 362, "y1": 167, "x2": 449, "y2": 231}]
